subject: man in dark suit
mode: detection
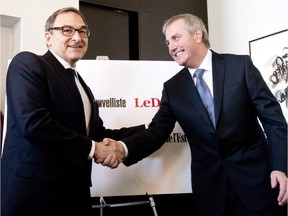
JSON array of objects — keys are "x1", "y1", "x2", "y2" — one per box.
[
  {"x1": 100, "y1": 14, "x2": 288, "y2": 215},
  {"x1": 1, "y1": 7, "x2": 144, "y2": 216}
]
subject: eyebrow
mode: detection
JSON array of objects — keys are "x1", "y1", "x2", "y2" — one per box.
[{"x1": 60, "y1": 25, "x2": 88, "y2": 29}]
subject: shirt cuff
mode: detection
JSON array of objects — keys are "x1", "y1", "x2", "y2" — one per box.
[
  {"x1": 88, "y1": 141, "x2": 95, "y2": 160},
  {"x1": 117, "y1": 141, "x2": 128, "y2": 158}
]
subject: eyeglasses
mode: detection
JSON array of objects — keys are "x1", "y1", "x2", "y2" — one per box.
[{"x1": 48, "y1": 26, "x2": 91, "y2": 38}]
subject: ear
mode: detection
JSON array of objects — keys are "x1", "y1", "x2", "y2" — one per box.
[
  {"x1": 194, "y1": 28, "x2": 203, "y2": 43},
  {"x1": 45, "y1": 32, "x2": 51, "y2": 47}
]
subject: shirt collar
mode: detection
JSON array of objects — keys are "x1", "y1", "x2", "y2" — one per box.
[
  {"x1": 188, "y1": 49, "x2": 212, "y2": 75},
  {"x1": 199, "y1": 49, "x2": 212, "y2": 72},
  {"x1": 50, "y1": 50, "x2": 77, "y2": 70}
]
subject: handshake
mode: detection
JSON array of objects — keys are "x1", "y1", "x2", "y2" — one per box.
[{"x1": 93, "y1": 138, "x2": 125, "y2": 169}]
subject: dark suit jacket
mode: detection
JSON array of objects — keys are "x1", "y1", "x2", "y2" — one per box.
[
  {"x1": 122, "y1": 51, "x2": 287, "y2": 215},
  {"x1": 1, "y1": 51, "x2": 145, "y2": 216}
]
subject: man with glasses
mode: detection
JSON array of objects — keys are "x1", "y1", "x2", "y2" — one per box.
[{"x1": 1, "y1": 7, "x2": 144, "y2": 216}]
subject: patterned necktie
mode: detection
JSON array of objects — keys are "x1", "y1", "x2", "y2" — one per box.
[{"x1": 193, "y1": 69, "x2": 215, "y2": 127}]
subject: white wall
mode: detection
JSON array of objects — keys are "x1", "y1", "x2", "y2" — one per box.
[
  {"x1": 0, "y1": 0, "x2": 79, "y2": 112},
  {"x1": 207, "y1": 0, "x2": 288, "y2": 54},
  {"x1": 0, "y1": 0, "x2": 79, "y2": 54}
]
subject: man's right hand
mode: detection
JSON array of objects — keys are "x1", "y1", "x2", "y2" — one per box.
[{"x1": 93, "y1": 138, "x2": 125, "y2": 169}]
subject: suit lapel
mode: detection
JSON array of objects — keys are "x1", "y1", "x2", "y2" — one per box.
[
  {"x1": 181, "y1": 68, "x2": 213, "y2": 126},
  {"x1": 77, "y1": 74, "x2": 98, "y2": 136},
  {"x1": 77, "y1": 74, "x2": 94, "y2": 102},
  {"x1": 211, "y1": 51, "x2": 226, "y2": 127},
  {"x1": 56, "y1": 69, "x2": 84, "y2": 114},
  {"x1": 43, "y1": 51, "x2": 86, "y2": 126}
]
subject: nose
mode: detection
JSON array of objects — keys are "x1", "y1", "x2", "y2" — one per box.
[{"x1": 72, "y1": 31, "x2": 82, "y2": 41}]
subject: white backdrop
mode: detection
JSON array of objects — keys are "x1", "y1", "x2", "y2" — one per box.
[{"x1": 77, "y1": 60, "x2": 192, "y2": 197}]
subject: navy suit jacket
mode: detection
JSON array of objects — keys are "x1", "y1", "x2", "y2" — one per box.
[
  {"x1": 1, "y1": 51, "x2": 145, "y2": 215},
  {"x1": 122, "y1": 51, "x2": 287, "y2": 214}
]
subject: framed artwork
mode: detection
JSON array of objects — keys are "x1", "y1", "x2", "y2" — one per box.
[{"x1": 249, "y1": 29, "x2": 288, "y2": 121}]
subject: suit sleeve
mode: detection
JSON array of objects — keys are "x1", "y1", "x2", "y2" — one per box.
[
  {"x1": 6, "y1": 52, "x2": 92, "y2": 161},
  {"x1": 245, "y1": 55, "x2": 287, "y2": 172},
  {"x1": 121, "y1": 84, "x2": 176, "y2": 166}
]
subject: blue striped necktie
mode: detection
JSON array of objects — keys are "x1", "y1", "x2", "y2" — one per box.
[{"x1": 193, "y1": 69, "x2": 215, "y2": 127}]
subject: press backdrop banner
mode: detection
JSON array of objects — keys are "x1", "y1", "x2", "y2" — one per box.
[{"x1": 77, "y1": 60, "x2": 192, "y2": 197}]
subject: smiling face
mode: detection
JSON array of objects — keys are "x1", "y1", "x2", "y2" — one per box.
[
  {"x1": 164, "y1": 19, "x2": 207, "y2": 69},
  {"x1": 45, "y1": 11, "x2": 88, "y2": 67}
]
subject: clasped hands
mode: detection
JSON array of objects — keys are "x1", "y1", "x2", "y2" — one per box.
[{"x1": 93, "y1": 138, "x2": 124, "y2": 169}]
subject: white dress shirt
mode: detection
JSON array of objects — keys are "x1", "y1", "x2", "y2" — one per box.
[{"x1": 189, "y1": 49, "x2": 214, "y2": 97}]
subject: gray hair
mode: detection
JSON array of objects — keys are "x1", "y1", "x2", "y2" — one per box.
[
  {"x1": 162, "y1": 13, "x2": 210, "y2": 48},
  {"x1": 45, "y1": 7, "x2": 88, "y2": 31}
]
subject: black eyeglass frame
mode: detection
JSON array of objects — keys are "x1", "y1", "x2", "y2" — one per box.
[{"x1": 48, "y1": 26, "x2": 91, "y2": 38}]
